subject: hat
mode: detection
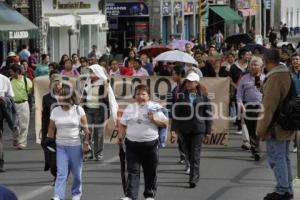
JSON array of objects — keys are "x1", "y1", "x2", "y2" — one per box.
[
  {"x1": 185, "y1": 72, "x2": 200, "y2": 82},
  {"x1": 7, "y1": 52, "x2": 16, "y2": 57}
]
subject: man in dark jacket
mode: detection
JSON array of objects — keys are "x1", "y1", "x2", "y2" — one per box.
[
  {"x1": 41, "y1": 73, "x2": 62, "y2": 180},
  {"x1": 173, "y1": 72, "x2": 212, "y2": 188}
]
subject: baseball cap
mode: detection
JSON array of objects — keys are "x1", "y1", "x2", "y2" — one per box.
[{"x1": 185, "y1": 72, "x2": 200, "y2": 82}]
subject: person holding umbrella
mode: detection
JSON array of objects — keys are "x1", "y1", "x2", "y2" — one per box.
[{"x1": 118, "y1": 84, "x2": 168, "y2": 200}]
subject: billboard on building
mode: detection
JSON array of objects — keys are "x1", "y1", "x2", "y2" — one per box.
[{"x1": 106, "y1": 2, "x2": 149, "y2": 17}]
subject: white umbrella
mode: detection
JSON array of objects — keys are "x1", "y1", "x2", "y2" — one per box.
[
  {"x1": 277, "y1": 41, "x2": 294, "y2": 48},
  {"x1": 154, "y1": 50, "x2": 197, "y2": 65}
]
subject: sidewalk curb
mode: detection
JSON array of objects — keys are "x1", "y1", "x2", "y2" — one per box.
[{"x1": 293, "y1": 178, "x2": 300, "y2": 200}]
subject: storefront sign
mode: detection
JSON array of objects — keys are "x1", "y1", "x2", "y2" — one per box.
[
  {"x1": 264, "y1": 0, "x2": 271, "y2": 10},
  {"x1": 9, "y1": 31, "x2": 29, "y2": 39},
  {"x1": 106, "y1": 2, "x2": 149, "y2": 17},
  {"x1": 42, "y1": 0, "x2": 101, "y2": 15},
  {"x1": 52, "y1": 1, "x2": 91, "y2": 9}
]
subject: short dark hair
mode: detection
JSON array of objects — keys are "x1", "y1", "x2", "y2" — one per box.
[
  {"x1": 60, "y1": 83, "x2": 79, "y2": 106},
  {"x1": 238, "y1": 48, "x2": 250, "y2": 59},
  {"x1": 134, "y1": 84, "x2": 150, "y2": 98},
  {"x1": 264, "y1": 49, "x2": 280, "y2": 65},
  {"x1": 41, "y1": 54, "x2": 48, "y2": 61},
  {"x1": 110, "y1": 59, "x2": 118, "y2": 66},
  {"x1": 134, "y1": 59, "x2": 142, "y2": 65},
  {"x1": 80, "y1": 57, "x2": 88, "y2": 63},
  {"x1": 49, "y1": 62, "x2": 60, "y2": 70},
  {"x1": 173, "y1": 65, "x2": 186, "y2": 77},
  {"x1": 10, "y1": 64, "x2": 22, "y2": 74},
  {"x1": 291, "y1": 52, "x2": 300, "y2": 58},
  {"x1": 22, "y1": 44, "x2": 27, "y2": 49}
]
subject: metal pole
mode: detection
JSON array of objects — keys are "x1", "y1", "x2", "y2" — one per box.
[
  {"x1": 198, "y1": 0, "x2": 203, "y2": 44},
  {"x1": 297, "y1": 131, "x2": 300, "y2": 178}
]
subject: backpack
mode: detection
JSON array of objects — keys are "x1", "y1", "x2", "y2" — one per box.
[{"x1": 274, "y1": 77, "x2": 300, "y2": 131}]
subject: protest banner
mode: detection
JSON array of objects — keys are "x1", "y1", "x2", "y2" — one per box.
[{"x1": 34, "y1": 76, "x2": 230, "y2": 145}]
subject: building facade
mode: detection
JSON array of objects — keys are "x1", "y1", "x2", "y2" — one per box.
[{"x1": 106, "y1": 0, "x2": 245, "y2": 49}]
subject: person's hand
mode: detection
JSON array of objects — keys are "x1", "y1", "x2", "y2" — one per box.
[
  {"x1": 117, "y1": 137, "x2": 124, "y2": 145},
  {"x1": 82, "y1": 141, "x2": 91, "y2": 154},
  {"x1": 170, "y1": 131, "x2": 177, "y2": 143},
  {"x1": 238, "y1": 103, "x2": 245, "y2": 114},
  {"x1": 148, "y1": 112, "x2": 154, "y2": 121},
  {"x1": 0, "y1": 97, "x2": 4, "y2": 105}
]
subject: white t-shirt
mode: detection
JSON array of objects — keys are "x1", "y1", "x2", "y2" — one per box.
[
  {"x1": 0, "y1": 74, "x2": 14, "y2": 97},
  {"x1": 50, "y1": 105, "x2": 85, "y2": 146},
  {"x1": 120, "y1": 101, "x2": 167, "y2": 142}
]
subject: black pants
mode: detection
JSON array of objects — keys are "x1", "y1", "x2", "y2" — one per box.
[
  {"x1": 125, "y1": 139, "x2": 158, "y2": 200},
  {"x1": 182, "y1": 134, "x2": 204, "y2": 184},
  {"x1": 244, "y1": 104, "x2": 260, "y2": 151}
]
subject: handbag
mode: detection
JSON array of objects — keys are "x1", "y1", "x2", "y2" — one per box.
[{"x1": 75, "y1": 105, "x2": 92, "y2": 154}]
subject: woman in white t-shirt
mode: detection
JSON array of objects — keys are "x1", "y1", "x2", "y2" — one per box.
[
  {"x1": 118, "y1": 84, "x2": 168, "y2": 200},
  {"x1": 47, "y1": 84, "x2": 90, "y2": 200}
]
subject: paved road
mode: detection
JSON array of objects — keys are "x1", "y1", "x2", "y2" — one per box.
[{"x1": 0, "y1": 113, "x2": 299, "y2": 200}]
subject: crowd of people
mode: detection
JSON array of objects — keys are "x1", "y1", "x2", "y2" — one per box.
[{"x1": 0, "y1": 32, "x2": 300, "y2": 200}]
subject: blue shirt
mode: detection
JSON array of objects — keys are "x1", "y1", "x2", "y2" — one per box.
[
  {"x1": 292, "y1": 71, "x2": 300, "y2": 95},
  {"x1": 236, "y1": 73, "x2": 263, "y2": 104}
]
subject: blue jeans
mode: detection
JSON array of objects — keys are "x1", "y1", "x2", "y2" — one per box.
[
  {"x1": 266, "y1": 139, "x2": 293, "y2": 195},
  {"x1": 54, "y1": 144, "x2": 83, "y2": 200}
]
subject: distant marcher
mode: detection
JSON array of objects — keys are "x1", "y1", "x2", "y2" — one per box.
[
  {"x1": 10, "y1": 64, "x2": 32, "y2": 149},
  {"x1": 257, "y1": 49, "x2": 295, "y2": 200},
  {"x1": 118, "y1": 84, "x2": 168, "y2": 200},
  {"x1": 60, "y1": 59, "x2": 80, "y2": 78},
  {"x1": 214, "y1": 30, "x2": 224, "y2": 51},
  {"x1": 109, "y1": 59, "x2": 121, "y2": 76},
  {"x1": 21, "y1": 60, "x2": 34, "y2": 80},
  {"x1": 88, "y1": 45, "x2": 102, "y2": 59},
  {"x1": 168, "y1": 65, "x2": 189, "y2": 170},
  {"x1": 35, "y1": 54, "x2": 49, "y2": 77},
  {"x1": 140, "y1": 54, "x2": 154, "y2": 75},
  {"x1": 280, "y1": 24, "x2": 289, "y2": 42},
  {"x1": 41, "y1": 73, "x2": 62, "y2": 181},
  {"x1": 71, "y1": 53, "x2": 81, "y2": 70},
  {"x1": 28, "y1": 49, "x2": 39, "y2": 69},
  {"x1": 290, "y1": 52, "x2": 300, "y2": 153},
  {"x1": 82, "y1": 64, "x2": 118, "y2": 161},
  {"x1": 133, "y1": 59, "x2": 149, "y2": 76},
  {"x1": 236, "y1": 56, "x2": 264, "y2": 160},
  {"x1": 77, "y1": 57, "x2": 89, "y2": 75},
  {"x1": 59, "y1": 54, "x2": 69, "y2": 70},
  {"x1": 19, "y1": 44, "x2": 31, "y2": 62}
]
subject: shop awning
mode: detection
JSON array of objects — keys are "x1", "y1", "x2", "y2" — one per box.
[
  {"x1": 48, "y1": 15, "x2": 76, "y2": 28},
  {"x1": 209, "y1": 5, "x2": 243, "y2": 24},
  {"x1": 79, "y1": 14, "x2": 106, "y2": 25},
  {"x1": 238, "y1": 8, "x2": 256, "y2": 17},
  {"x1": 0, "y1": 1, "x2": 38, "y2": 40}
]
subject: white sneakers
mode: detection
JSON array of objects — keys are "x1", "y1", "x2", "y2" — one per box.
[
  {"x1": 72, "y1": 195, "x2": 81, "y2": 200},
  {"x1": 120, "y1": 197, "x2": 154, "y2": 200},
  {"x1": 120, "y1": 197, "x2": 132, "y2": 200}
]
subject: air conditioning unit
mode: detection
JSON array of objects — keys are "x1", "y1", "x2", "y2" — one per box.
[{"x1": 100, "y1": 22, "x2": 109, "y2": 31}]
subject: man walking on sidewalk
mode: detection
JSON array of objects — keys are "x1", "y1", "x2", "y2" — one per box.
[{"x1": 257, "y1": 49, "x2": 295, "y2": 200}]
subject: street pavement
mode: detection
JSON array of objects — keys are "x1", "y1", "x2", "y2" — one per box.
[{"x1": 0, "y1": 112, "x2": 299, "y2": 200}]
